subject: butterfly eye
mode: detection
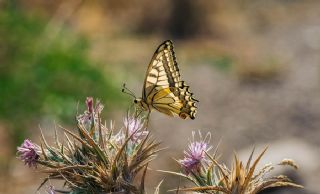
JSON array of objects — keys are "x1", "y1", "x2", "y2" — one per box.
[{"x1": 134, "y1": 99, "x2": 138, "y2": 104}]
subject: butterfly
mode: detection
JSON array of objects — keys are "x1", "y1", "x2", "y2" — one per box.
[{"x1": 123, "y1": 40, "x2": 198, "y2": 119}]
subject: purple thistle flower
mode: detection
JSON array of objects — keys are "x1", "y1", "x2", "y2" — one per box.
[
  {"x1": 110, "y1": 117, "x2": 149, "y2": 149},
  {"x1": 77, "y1": 97, "x2": 104, "y2": 129},
  {"x1": 86, "y1": 97, "x2": 104, "y2": 115},
  {"x1": 124, "y1": 117, "x2": 149, "y2": 142},
  {"x1": 179, "y1": 132, "x2": 211, "y2": 174},
  {"x1": 86, "y1": 97, "x2": 94, "y2": 113},
  {"x1": 17, "y1": 139, "x2": 40, "y2": 168}
]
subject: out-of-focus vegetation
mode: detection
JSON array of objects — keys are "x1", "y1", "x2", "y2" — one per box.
[{"x1": 0, "y1": 2, "x2": 124, "y2": 147}]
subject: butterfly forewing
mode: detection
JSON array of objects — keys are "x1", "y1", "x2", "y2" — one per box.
[
  {"x1": 142, "y1": 40, "x2": 197, "y2": 119},
  {"x1": 143, "y1": 41, "x2": 179, "y2": 98}
]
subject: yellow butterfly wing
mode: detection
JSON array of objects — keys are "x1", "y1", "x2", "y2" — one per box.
[{"x1": 142, "y1": 40, "x2": 198, "y2": 119}]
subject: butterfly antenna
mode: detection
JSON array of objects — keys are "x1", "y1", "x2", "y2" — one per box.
[{"x1": 122, "y1": 83, "x2": 136, "y2": 98}]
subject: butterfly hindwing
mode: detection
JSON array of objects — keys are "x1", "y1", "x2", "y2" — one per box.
[
  {"x1": 151, "y1": 88, "x2": 183, "y2": 117},
  {"x1": 142, "y1": 40, "x2": 198, "y2": 119},
  {"x1": 151, "y1": 87, "x2": 197, "y2": 119}
]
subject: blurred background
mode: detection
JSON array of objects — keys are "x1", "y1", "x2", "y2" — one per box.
[{"x1": 1, "y1": 0, "x2": 320, "y2": 193}]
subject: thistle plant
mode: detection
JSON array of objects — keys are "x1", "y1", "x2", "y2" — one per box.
[
  {"x1": 17, "y1": 97, "x2": 303, "y2": 194},
  {"x1": 17, "y1": 97, "x2": 161, "y2": 194},
  {"x1": 165, "y1": 132, "x2": 303, "y2": 194}
]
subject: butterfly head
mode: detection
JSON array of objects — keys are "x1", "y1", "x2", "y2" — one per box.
[{"x1": 134, "y1": 98, "x2": 149, "y2": 111}]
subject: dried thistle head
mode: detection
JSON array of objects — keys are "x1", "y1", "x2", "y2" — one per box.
[
  {"x1": 17, "y1": 97, "x2": 161, "y2": 194},
  {"x1": 213, "y1": 148, "x2": 303, "y2": 194}
]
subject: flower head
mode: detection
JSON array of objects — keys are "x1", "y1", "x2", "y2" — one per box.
[
  {"x1": 179, "y1": 132, "x2": 211, "y2": 173},
  {"x1": 124, "y1": 116, "x2": 149, "y2": 142},
  {"x1": 77, "y1": 97, "x2": 104, "y2": 129},
  {"x1": 17, "y1": 139, "x2": 40, "y2": 168},
  {"x1": 86, "y1": 97, "x2": 94, "y2": 113}
]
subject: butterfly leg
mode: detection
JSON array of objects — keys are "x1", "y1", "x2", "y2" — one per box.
[
  {"x1": 144, "y1": 109, "x2": 151, "y2": 129},
  {"x1": 134, "y1": 107, "x2": 144, "y2": 118}
]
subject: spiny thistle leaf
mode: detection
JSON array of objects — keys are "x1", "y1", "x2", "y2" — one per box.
[
  {"x1": 154, "y1": 179, "x2": 164, "y2": 194},
  {"x1": 242, "y1": 147, "x2": 268, "y2": 190}
]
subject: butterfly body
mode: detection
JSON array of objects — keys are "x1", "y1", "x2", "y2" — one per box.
[
  {"x1": 134, "y1": 40, "x2": 198, "y2": 120},
  {"x1": 134, "y1": 98, "x2": 149, "y2": 111}
]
